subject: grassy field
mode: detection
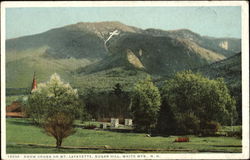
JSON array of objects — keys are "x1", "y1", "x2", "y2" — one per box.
[{"x1": 6, "y1": 118, "x2": 242, "y2": 153}]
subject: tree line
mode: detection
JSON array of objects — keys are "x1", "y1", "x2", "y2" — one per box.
[{"x1": 24, "y1": 71, "x2": 238, "y2": 147}]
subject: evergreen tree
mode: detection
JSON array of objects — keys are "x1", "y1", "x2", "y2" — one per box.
[{"x1": 113, "y1": 83, "x2": 123, "y2": 97}]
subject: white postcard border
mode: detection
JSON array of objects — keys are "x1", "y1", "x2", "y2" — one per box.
[{"x1": 1, "y1": 1, "x2": 249, "y2": 159}]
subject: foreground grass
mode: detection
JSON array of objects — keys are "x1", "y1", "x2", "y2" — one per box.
[{"x1": 6, "y1": 118, "x2": 242, "y2": 153}]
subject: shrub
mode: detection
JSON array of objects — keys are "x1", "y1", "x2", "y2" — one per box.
[
  {"x1": 175, "y1": 113, "x2": 200, "y2": 135},
  {"x1": 200, "y1": 121, "x2": 221, "y2": 136}
]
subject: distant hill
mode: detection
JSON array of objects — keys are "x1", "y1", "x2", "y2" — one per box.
[{"x1": 6, "y1": 21, "x2": 241, "y2": 91}]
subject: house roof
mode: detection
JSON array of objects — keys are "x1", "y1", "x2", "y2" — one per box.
[{"x1": 6, "y1": 101, "x2": 22, "y2": 112}]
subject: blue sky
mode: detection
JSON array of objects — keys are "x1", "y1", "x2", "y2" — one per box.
[{"x1": 6, "y1": 6, "x2": 241, "y2": 39}]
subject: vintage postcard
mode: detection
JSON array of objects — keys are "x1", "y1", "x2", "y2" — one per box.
[{"x1": 1, "y1": 1, "x2": 249, "y2": 159}]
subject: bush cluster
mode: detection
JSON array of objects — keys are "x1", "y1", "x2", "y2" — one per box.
[{"x1": 156, "y1": 71, "x2": 237, "y2": 135}]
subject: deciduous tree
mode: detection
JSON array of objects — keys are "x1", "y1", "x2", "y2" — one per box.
[
  {"x1": 26, "y1": 73, "x2": 83, "y2": 124},
  {"x1": 131, "y1": 76, "x2": 161, "y2": 133},
  {"x1": 157, "y1": 71, "x2": 237, "y2": 135},
  {"x1": 44, "y1": 112, "x2": 76, "y2": 148},
  {"x1": 26, "y1": 73, "x2": 84, "y2": 147}
]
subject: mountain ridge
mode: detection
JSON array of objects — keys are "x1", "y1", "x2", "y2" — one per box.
[{"x1": 6, "y1": 21, "x2": 241, "y2": 89}]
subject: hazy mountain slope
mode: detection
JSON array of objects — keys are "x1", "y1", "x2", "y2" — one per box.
[
  {"x1": 7, "y1": 28, "x2": 107, "y2": 59},
  {"x1": 6, "y1": 21, "x2": 142, "y2": 88},
  {"x1": 6, "y1": 46, "x2": 92, "y2": 88},
  {"x1": 145, "y1": 29, "x2": 241, "y2": 57}
]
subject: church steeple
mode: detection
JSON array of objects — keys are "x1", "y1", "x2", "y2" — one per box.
[{"x1": 31, "y1": 72, "x2": 37, "y2": 91}]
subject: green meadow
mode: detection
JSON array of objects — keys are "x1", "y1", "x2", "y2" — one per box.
[{"x1": 6, "y1": 118, "x2": 241, "y2": 153}]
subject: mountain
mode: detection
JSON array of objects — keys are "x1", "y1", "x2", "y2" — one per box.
[
  {"x1": 6, "y1": 22, "x2": 145, "y2": 89},
  {"x1": 80, "y1": 32, "x2": 225, "y2": 75},
  {"x1": 6, "y1": 21, "x2": 241, "y2": 91}
]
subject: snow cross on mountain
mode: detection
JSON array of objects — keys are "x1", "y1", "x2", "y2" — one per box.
[
  {"x1": 104, "y1": 30, "x2": 120, "y2": 52},
  {"x1": 105, "y1": 30, "x2": 120, "y2": 44}
]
